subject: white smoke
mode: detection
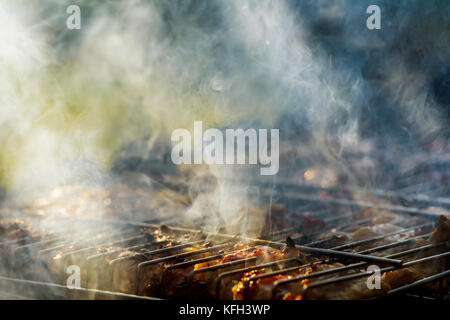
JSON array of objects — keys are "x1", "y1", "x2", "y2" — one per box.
[{"x1": 0, "y1": 0, "x2": 448, "y2": 216}]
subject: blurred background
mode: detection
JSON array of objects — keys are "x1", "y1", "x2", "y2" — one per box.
[{"x1": 0, "y1": 0, "x2": 449, "y2": 204}]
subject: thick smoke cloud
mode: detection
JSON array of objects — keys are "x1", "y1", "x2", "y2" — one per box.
[{"x1": 0, "y1": 0, "x2": 448, "y2": 198}]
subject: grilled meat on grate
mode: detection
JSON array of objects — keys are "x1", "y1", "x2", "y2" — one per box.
[{"x1": 0, "y1": 186, "x2": 449, "y2": 300}]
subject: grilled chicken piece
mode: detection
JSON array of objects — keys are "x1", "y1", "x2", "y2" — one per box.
[
  {"x1": 429, "y1": 215, "x2": 450, "y2": 243},
  {"x1": 0, "y1": 219, "x2": 48, "y2": 278},
  {"x1": 232, "y1": 262, "x2": 344, "y2": 300},
  {"x1": 352, "y1": 223, "x2": 402, "y2": 241},
  {"x1": 266, "y1": 205, "x2": 328, "y2": 234},
  {"x1": 186, "y1": 245, "x2": 302, "y2": 299},
  {"x1": 47, "y1": 226, "x2": 177, "y2": 288},
  {"x1": 0, "y1": 220, "x2": 36, "y2": 241},
  {"x1": 0, "y1": 221, "x2": 33, "y2": 275},
  {"x1": 114, "y1": 241, "x2": 211, "y2": 295},
  {"x1": 356, "y1": 208, "x2": 407, "y2": 225},
  {"x1": 136, "y1": 243, "x2": 301, "y2": 299},
  {"x1": 139, "y1": 243, "x2": 253, "y2": 298},
  {"x1": 347, "y1": 219, "x2": 432, "y2": 252},
  {"x1": 282, "y1": 215, "x2": 450, "y2": 300}
]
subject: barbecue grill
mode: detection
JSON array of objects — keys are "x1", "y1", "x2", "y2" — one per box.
[{"x1": 1, "y1": 181, "x2": 448, "y2": 300}]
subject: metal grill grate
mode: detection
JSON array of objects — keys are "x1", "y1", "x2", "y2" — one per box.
[{"x1": 0, "y1": 183, "x2": 449, "y2": 300}]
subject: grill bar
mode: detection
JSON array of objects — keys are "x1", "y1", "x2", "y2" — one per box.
[
  {"x1": 186, "y1": 256, "x2": 258, "y2": 298},
  {"x1": 357, "y1": 233, "x2": 431, "y2": 254},
  {"x1": 330, "y1": 223, "x2": 432, "y2": 250},
  {"x1": 385, "y1": 270, "x2": 450, "y2": 296},
  {"x1": 281, "y1": 246, "x2": 450, "y2": 299},
  {"x1": 0, "y1": 275, "x2": 157, "y2": 300},
  {"x1": 238, "y1": 231, "x2": 436, "y2": 298},
  {"x1": 1, "y1": 180, "x2": 448, "y2": 300},
  {"x1": 257, "y1": 178, "x2": 450, "y2": 210},
  {"x1": 160, "y1": 253, "x2": 225, "y2": 297},
  {"x1": 268, "y1": 190, "x2": 445, "y2": 219},
  {"x1": 290, "y1": 218, "x2": 374, "y2": 245},
  {"x1": 290, "y1": 244, "x2": 404, "y2": 266},
  {"x1": 214, "y1": 257, "x2": 300, "y2": 299},
  {"x1": 269, "y1": 241, "x2": 448, "y2": 299}
]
